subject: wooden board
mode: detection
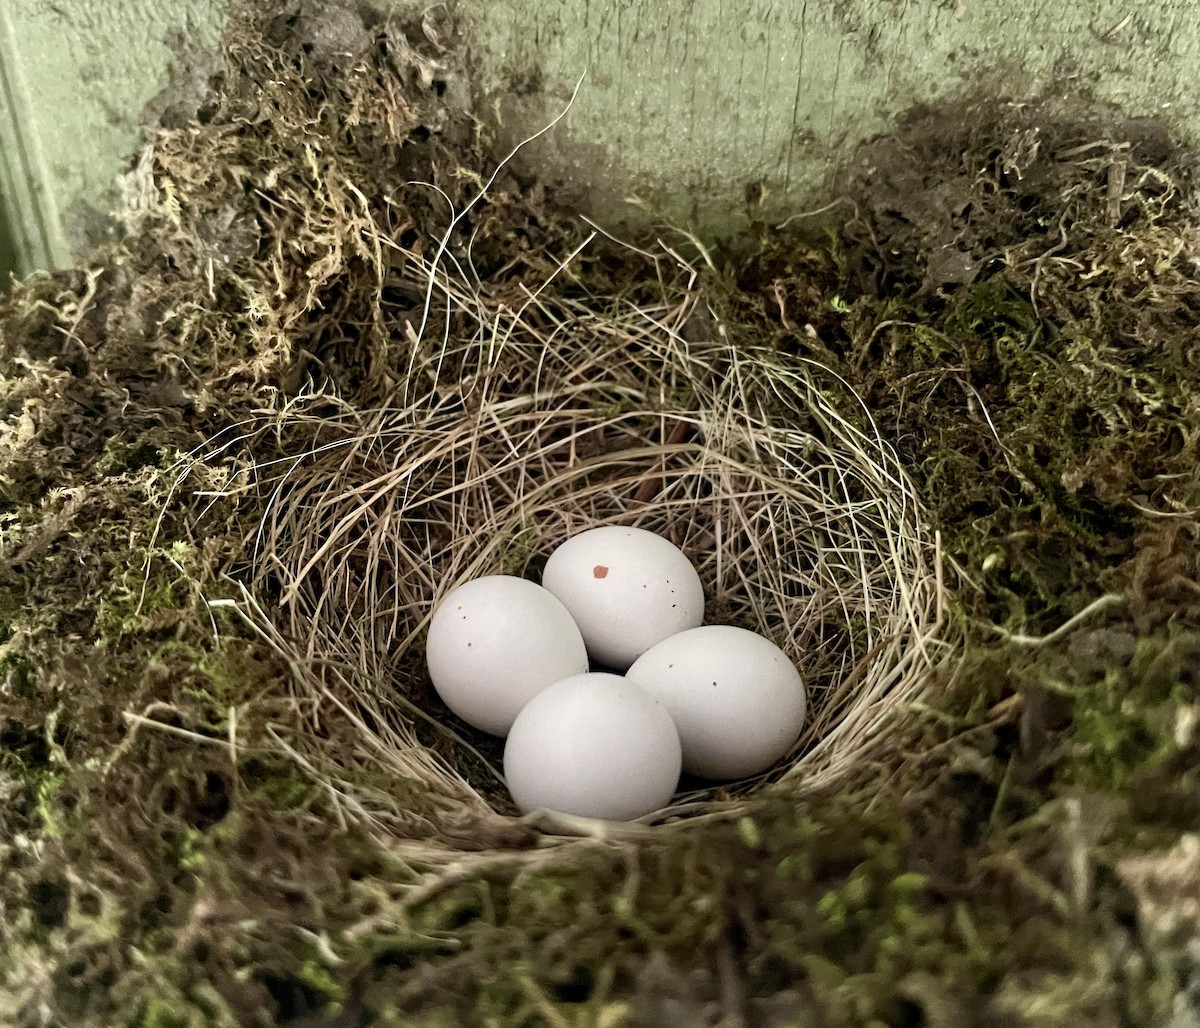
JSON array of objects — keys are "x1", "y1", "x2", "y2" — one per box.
[
  {"x1": 1, "y1": 0, "x2": 1198, "y2": 274},
  {"x1": 475, "y1": 0, "x2": 1200, "y2": 233}
]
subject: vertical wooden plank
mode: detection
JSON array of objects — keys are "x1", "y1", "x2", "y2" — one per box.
[
  {"x1": 0, "y1": 0, "x2": 225, "y2": 275},
  {"x1": 0, "y1": 5, "x2": 66, "y2": 275}
]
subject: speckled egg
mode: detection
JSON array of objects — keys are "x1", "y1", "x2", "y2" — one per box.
[
  {"x1": 541, "y1": 526, "x2": 704, "y2": 670},
  {"x1": 626, "y1": 625, "x2": 806, "y2": 780},
  {"x1": 425, "y1": 575, "x2": 588, "y2": 736}
]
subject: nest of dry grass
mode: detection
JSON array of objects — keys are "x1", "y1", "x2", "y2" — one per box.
[{"x1": 176, "y1": 201, "x2": 945, "y2": 854}]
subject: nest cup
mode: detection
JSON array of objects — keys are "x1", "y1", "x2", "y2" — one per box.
[{"x1": 227, "y1": 243, "x2": 943, "y2": 842}]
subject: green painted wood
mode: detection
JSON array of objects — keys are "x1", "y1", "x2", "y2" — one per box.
[
  {"x1": 1, "y1": 0, "x2": 1199, "y2": 275},
  {"x1": 0, "y1": 3, "x2": 62, "y2": 280},
  {"x1": 474, "y1": 0, "x2": 1200, "y2": 234},
  {"x1": 0, "y1": 0, "x2": 226, "y2": 277}
]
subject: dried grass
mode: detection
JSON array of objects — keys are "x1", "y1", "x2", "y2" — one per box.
[{"x1": 179, "y1": 210, "x2": 947, "y2": 859}]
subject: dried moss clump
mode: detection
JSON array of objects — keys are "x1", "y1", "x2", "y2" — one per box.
[
  {"x1": 736, "y1": 103, "x2": 1200, "y2": 634},
  {"x1": 0, "y1": 6, "x2": 1198, "y2": 1027}
]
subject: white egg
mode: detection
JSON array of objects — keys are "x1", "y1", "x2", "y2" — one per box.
[
  {"x1": 626, "y1": 625, "x2": 806, "y2": 780},
  {"x1": 503, "y1": 672, "x2": 682, "y2": 820},
  {"x1": 425, "y1": 575, "x2": 588, "y2": 736},
  {"x1": 541, "y1": 526, "x2": 705, "y2": 671}
]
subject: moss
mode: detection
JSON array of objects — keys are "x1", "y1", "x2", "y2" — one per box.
[
  {"x1": 295, "y1": 958, "x2": 345, "y2": 1007},
  {"x1": 324, "y1": 786, "x2": 1173, "y2": 1025},
  {"x1": 95, "y1": 539, "x2": 204, "y2": 645},
  {"x1": 139, "y1": 997, "x2": 201, "y2": 1028}
]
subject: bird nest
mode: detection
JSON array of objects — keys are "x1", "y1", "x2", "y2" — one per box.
[{"x1": 188, "y1": 228, "x2": 944, "y2": 850}]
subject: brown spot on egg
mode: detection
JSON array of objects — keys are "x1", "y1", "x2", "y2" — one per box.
[{"x1": 593, "y1": 565, "x2": 609, "y2": 579}]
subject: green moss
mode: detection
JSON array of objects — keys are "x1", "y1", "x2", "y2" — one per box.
[
  {"x1": 96, "y1": 539, "x2": 202, "y2": 645},
  {"x1": 249, "y1": 769, "x2": 319, "y2": 812},
  {"x1": 327, "y1": 784, "x2": 1172, "y2": 1025},
  {"x1": 139, "y1": 997, "x2": 199, "y2": 1028},
  {"x1": 31, "y1": 769, "x2": 66, "y2": 839},
  {"x1": 296, "y1": 958, "x2": 345, "y2": 1006}
]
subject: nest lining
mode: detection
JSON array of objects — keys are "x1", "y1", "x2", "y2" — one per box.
[{"x1": 190, "y1": 229, "x2": 945, "y2": 846}]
